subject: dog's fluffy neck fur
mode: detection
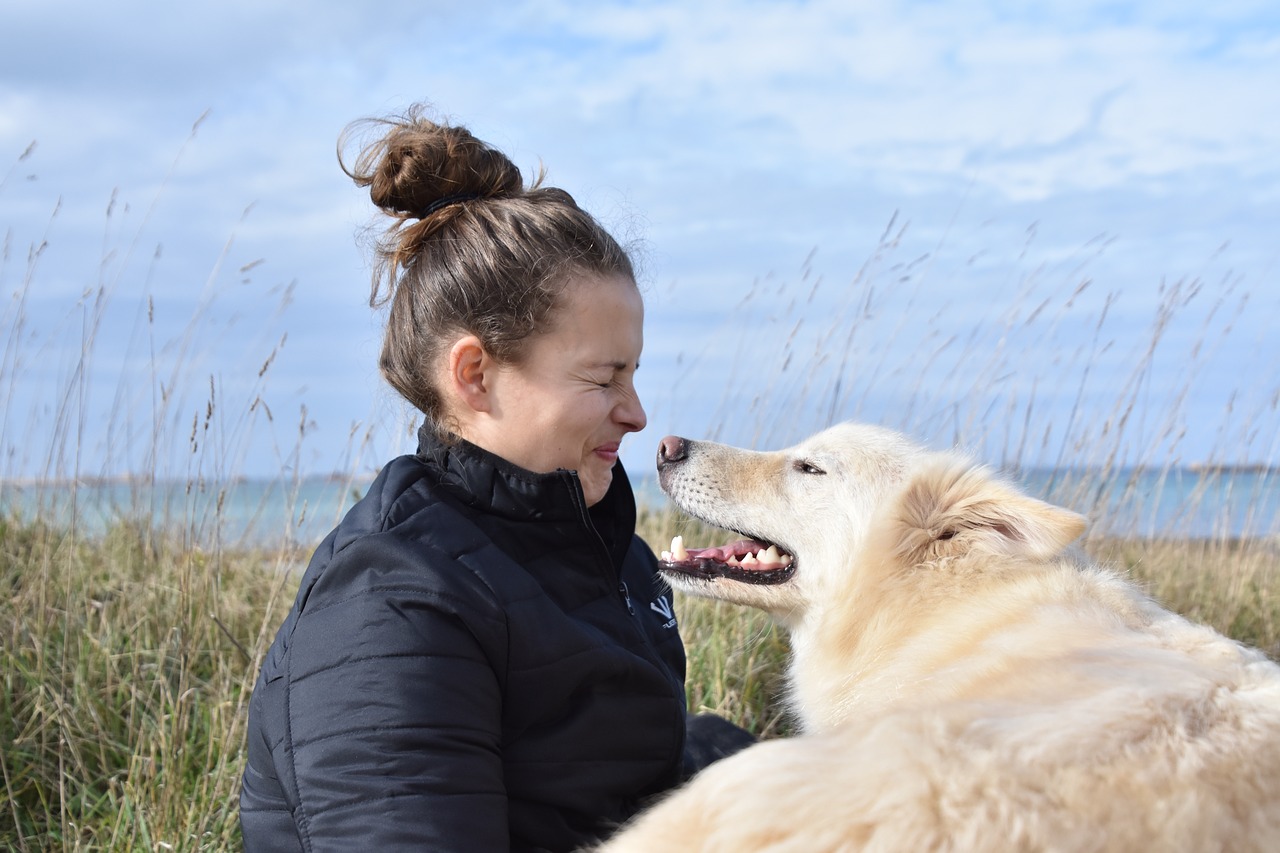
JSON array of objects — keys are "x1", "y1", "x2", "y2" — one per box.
[
  {"x1": 787, "y1": 557, "x2": 1165, "y2": 732},
  {"x1": 784, "y1": 458, "x2": 1112, "y2": 733}
]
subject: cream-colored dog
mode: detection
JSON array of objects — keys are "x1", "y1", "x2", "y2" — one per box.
[{"x1": 600, "y1": 423, "x2": 1280, "y2": 853}]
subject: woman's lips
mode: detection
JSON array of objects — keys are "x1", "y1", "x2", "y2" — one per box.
[{"x1": 594, "y1": 441, "x2": 620, "y2": 462}]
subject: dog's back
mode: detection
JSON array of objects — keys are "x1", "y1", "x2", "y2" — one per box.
[{"x1": 606, "y1": 560, "x2": 1280, "y2": 852}]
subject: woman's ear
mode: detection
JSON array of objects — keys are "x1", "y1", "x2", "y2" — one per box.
[{"x1": 447, "y1": 335, "x2": 493, "y2": 414}]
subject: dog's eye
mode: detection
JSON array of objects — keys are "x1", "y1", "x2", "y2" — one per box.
[{"x1": 793, "y1": 460, "x2": 826, "y2": 475}]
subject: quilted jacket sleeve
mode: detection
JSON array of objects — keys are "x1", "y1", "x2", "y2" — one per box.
[{"x1": 273, "y1": 536, "x2": 510, "y2": 851}]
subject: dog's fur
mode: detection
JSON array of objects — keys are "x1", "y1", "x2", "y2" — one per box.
[{"x1": 601, "y1": 423, "x2": 1280, "y2": 852}]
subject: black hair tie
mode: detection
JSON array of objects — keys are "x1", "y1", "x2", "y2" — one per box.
[{"x1": 420, "y1": 193, "x2": 483, "y2": 218}]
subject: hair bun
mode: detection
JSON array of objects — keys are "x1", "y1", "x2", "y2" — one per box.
[{"x1": 342, "y1": 106, "x2": 524, "y2": 220}]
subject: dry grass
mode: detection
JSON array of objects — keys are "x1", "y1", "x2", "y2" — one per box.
[
  {"x1": 0, "y1": 135, "x2": 365, "y2": 849},
  {"x1": 1091, "y1": 536, "x2": 1280, "y2": 657},
  {"x1": 1, "y1": 520, "x2": 297, "y2": 850},
  {"x1": 637, "y1": 506, "x2": 795, "y2": 737}
]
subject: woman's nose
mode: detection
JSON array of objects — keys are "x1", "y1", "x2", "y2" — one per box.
[{"x1": 616, "y1": 388, "x2": 647, "y2": 433}]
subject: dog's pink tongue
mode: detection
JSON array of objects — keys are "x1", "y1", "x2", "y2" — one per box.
[
  {"x1": 685, "y1": 539, "x2": 792, "y2": 569},
  {"x1": 686, "y1": 539, "x2": 765, "y2": 561}
]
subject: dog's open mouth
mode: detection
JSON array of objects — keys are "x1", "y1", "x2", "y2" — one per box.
[{"x1": 658, "y1": 536, "x2": 796, "y2": 585}]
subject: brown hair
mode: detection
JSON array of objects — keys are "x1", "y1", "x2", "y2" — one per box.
[{"x1": 339, "y1": 105, "x2": 636, "y2": 432}]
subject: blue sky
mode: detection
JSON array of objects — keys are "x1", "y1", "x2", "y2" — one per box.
[{"x1": 2, "y1": 0, "x2": 1278, "y2": 482}]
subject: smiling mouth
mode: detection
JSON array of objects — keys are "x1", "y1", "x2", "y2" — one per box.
[{"x1": 658, "y1": 535, "x2": 796, "y2": 585}]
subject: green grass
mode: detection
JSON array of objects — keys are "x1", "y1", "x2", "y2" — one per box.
[
  {"x1": 1, "y1": 519, "x2": 298, "y2": 850},
  {"x1": 637, "y1": 506, "x2": 795, "y2": 736}
]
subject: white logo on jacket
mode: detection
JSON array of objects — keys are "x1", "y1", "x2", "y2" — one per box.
[{"x1": 650, "y1": 595, "x2": 677, "y2": 629}]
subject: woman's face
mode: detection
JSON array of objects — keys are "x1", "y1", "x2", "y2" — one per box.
[{"x1": 475, "y1": 274, "x2": 647, "y2": 506}]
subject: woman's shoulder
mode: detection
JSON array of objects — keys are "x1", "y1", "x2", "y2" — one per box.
[
  {"x1": 295, "y1": 455, "x2": 507, "y2": 609},
  {"x1": 343, "y1": 453, "x2": 439, "y2": 534},
  {"x1": 258, "y1": 457, "x2": 514, "y2": 685}
]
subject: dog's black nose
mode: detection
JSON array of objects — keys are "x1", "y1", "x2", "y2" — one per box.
[{"x1": 657, "y1": 435, "x2": 688, "y2": 469}]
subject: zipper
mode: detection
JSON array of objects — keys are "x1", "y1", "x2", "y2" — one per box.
[
  {"x1": 563, "y1": 470, "x2": 643, "y2": 623},
  {"x1": 565, "y1": 471, "x2": 685, "y2": 778},
  {"x1": 563, "y1": 472, "x2": 624, "y2": 588}
]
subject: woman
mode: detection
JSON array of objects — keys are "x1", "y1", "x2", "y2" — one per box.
[{"x1": 239, "y1": 107, "x2": 751, "y2": 852}]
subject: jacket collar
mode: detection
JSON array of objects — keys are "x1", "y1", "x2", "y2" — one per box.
[{"x1": 414, "y1": 424, "x2": 638, "y2": 532}]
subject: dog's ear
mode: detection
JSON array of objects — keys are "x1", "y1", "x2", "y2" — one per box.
[{"x1": 892, "y1": 457, "x2": 1086, "y2": 564}]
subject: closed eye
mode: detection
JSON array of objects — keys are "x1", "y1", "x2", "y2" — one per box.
[
  {"x1": 793, "y1": 460, "x2": 826, "y2": 475},
  {"x1": 588, "y1": 360, "x2": 637, "y2": 390}
]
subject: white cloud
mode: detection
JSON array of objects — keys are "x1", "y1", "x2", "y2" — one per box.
[{"x1": 453, "y1": 0, "x2": 1280, "y2": 203}]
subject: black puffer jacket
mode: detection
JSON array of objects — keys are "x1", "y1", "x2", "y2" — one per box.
[{"x1": 239, "y1": 429, "x2": 688, "y2": 852}]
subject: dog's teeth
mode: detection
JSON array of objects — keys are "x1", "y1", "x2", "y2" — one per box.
[
  {"x1": 671, "y1": 536, "x2": 689, "y2": 561},
  {"x1": 741, "y1": 552, "x2": 759, "y2": 566},
  {"x1": 762, "y1": 545, "x2": 782, "y2": 563},
  {"x1": 780, "y1": 555, "x2": 793, "y2": 566},
  {"x1": 661, "y1": 551, "x2": 672, "y2": 562},
  {"x1": 727, "y1": 556, "x2": 741, "y2": 566}
]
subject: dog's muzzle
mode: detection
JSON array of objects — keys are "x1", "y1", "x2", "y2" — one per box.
[{"x1": 655, "y1": 435, "x2": 797, "y2": 585}]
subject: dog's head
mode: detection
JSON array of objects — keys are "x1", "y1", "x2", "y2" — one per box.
[{"x1": 655, "y1": 422, "x2": 1086, "y2": 624}]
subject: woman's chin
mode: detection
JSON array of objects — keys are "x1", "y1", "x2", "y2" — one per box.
[{"x1": 581, "y1": 469, "x2": 614, "y2": 507}]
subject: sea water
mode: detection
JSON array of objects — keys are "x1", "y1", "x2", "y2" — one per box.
[
  {"x1": 0, "y1": 476, "x2": 368, "y2": 548},
  {"x1": 2, "y1": 466, "x2": 1277, "y2": 548}
]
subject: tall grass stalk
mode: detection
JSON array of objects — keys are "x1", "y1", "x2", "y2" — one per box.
[
  {"x1": 1, "y1": 138, "x2": 373, "y2": 849},
  {"x1": 2, "y1": 520, "x2": 297, "y2": 849}
]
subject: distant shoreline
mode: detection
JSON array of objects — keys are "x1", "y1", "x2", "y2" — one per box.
[
  {"x1": 4, "y1": 465, "x2": 1278, "y2": 544},
  {"x1": 2, "y1": 463, "x2": 1278, "y2": 489},
  {"x1": 1183, "y1": 463, "x2": 1277, "y2": 475},
  {"x1": 0, "y1": 472, "x2": 374, "y2": 488}
]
